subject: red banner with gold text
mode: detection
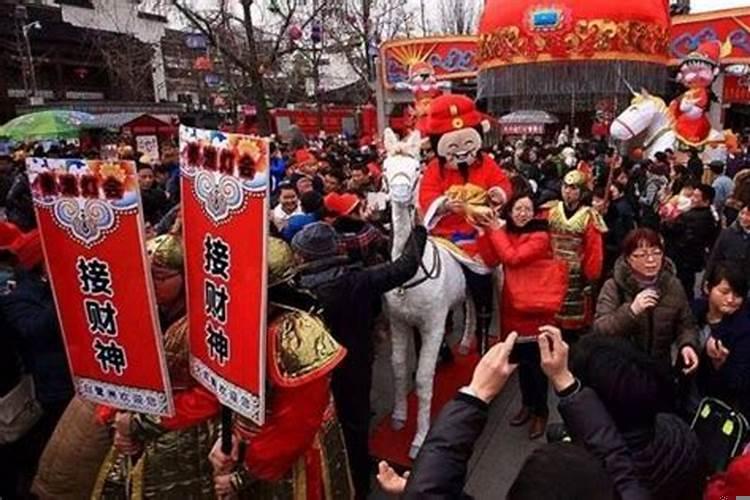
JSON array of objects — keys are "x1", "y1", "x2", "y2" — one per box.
[
  {"x1": 26, "y1": 158, "x2": 173, "y2": 417},
  {"x1": 180, "y1": 126, "x2": 268, "y2": 425}
]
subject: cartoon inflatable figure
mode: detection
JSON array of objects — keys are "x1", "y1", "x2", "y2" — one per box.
[
  {"x1": 396, "y1": 61, "x2": 451, "y2": 132},
  {"x1": 669, "y1": 39, "x2": 732, "y2": 147}
]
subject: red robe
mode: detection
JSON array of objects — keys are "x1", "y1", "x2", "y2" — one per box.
[
  {"x1": 418, "y1": 154, "x2": 511, "y2": 260},
  {"x1": 669, "y1": 87, "x2": 712, "y2": 146}
]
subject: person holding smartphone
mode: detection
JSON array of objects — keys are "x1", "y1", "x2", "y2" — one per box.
[
  {"x1": 594, "y1": 228, "x2": 700, "y2": 376},
  {"x1": 692, "y1": 263, "x2": 750, "y2": 419},
  {"x1": 479, "y1": 191, "x2": 567, "y2": 439}
]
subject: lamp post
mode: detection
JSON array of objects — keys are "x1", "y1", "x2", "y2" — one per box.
[{"x1": 22, "y1": 20, "x2": 42, "y2": 102}]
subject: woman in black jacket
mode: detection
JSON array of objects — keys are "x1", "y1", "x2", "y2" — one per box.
[{"x1": 692, "y1": 263, "x2": 750, "y2": 419}]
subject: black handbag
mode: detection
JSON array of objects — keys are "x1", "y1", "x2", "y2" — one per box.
[{"x1": 691, "y1": 397, "x2": 749, "y2": 473}]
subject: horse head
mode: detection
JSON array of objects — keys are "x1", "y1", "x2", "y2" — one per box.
[
  {"x1": 382, "y1": 128, "x2": 422, "y2": 205},
  {"x1": 610, "y1": 90, "x2": 668, "y2": 141}
]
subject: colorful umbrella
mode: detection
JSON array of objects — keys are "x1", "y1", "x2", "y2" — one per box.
[{"x1": 0, "y1": 110, "x2": 95, "y2": 141}]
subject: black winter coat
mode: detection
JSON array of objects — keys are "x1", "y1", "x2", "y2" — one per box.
[
  {"x1": 706, "y1": 221, "x2": 750, "y2": 291},
  {"x1": 0, "y1": 270, "x2": 73, "y2": 406},
  {"x1": 403, "y1": 393, "x2": 484, "y2": 499},
  {"x1": 559, "y1": 387, "x2": 651, "y2": 500},
  {"x1": 664, "y1": 206, "x2": 719, "y2": 272},
  {"x1": 297, "y1": 227, "x2": 426, "y2": 367},
  {"x1": 692, "y1": 299, "x2": 750, "y2": 418},
  {"x1": 5, "y1": 170, "x2": 36, "y2": 231},
  {"x1": 405, "y1": 388, "x2": 656, "y2": 499},
  {"x1": 560, "y1": 386, "x2": 706, "y2": 500},
  {"x1": 620, "y1": 414, "x2": 706, "y2": 500},
  {"x1": 604, "y1": 197, "x2": 636, "y2": 258}
]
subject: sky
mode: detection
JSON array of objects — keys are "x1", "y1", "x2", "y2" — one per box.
[{"x1": 692, "y1": 0, "x2": 750, "y2": 12}]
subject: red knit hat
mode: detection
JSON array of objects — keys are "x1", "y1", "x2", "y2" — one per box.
[
  {"x1": 425, "y1": 94, "x2": 484, "y2": 135},
  {"x1": 10, "y1": 230, "x2": 44, "y2": 270},
  {"x1": 324, "y1": 193, "x2": 360, "y2": 217}
]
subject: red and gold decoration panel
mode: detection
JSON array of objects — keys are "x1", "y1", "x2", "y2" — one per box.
[
  {"x1": 671, "y1": 8, "x2": 750, "y2": 65},
  {"x1": 180, "y1": 126, "x2": 269, "y2": 426},
  {"x1": 26, "y1": 157, "x2": 173, "y2": 417},
  {"x1": 477, "y1": 0, "x2": 670, "y2": 68},
  {"x1": 380, "y1": 36, "x2": 479, "y2": 89}
]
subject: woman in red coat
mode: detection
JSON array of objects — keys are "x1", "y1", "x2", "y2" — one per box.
[{"x1": 480, "y1": 193, "x2": 566, "y2": 439}]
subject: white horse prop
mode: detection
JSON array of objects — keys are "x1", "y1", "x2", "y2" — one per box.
[
  {"x1": 382, "y1": 128, "x2": 474, "y2": 459},
  {"x1": 610, "y1": 89, "x2": 727, "y2": 163}
]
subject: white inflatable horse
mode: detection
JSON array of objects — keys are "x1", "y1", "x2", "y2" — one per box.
[
  {"x1": 382, "y1": 128, "x2": 474, "y2": 459},
  {"x1": 610, "y1": 89, "x2": 727, "y2": 163}
]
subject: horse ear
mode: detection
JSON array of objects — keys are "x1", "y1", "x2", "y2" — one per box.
[
  {"x1": 405, "y1": 130, "x2": 422, "y2": 156},
  {"x1": 641, "y1": 88, "x2": 650, "y2": 97},
  {"x1": 383, "y1": 128, "x2": 399, "y2": 155}
]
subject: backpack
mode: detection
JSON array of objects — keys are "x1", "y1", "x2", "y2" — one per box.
[{"x1": 691, "y1": 397, "x2": 749, "y2": 474}]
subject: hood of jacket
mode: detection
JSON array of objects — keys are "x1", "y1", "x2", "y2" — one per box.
[{"x1": 627, "y1": 413, "x2": 705, "y2": 500}]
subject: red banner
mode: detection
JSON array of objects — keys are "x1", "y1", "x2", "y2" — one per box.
[
  {"x1": 26, "y1": 158, "x2": 173, "y2": 416},
  {"x1": 180, "y1": 126, "x2": 268, "y2": 425},
  {"x1": 501, "y1": 123, "x2": 545, "y2": 135},
  {"x1": 724, "y1": 75, "x2": 750, "y2": 104}
]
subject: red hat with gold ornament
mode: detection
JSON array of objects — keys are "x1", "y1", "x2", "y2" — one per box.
[
  {"x1": 684, "y1": 39, "x2": 732, "y2": 67},
  {"x1": 425, "y1": 95, "x2": 484, "y2": 136}
]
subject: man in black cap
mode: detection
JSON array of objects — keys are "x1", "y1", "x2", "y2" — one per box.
[{"x1": 292, "y1": 221, "x2": 427, "y2": 499}]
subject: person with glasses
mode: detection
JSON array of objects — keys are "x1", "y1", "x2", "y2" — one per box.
[{"x1": 593, "y1": 228, "x2": 700, "y2": 375}]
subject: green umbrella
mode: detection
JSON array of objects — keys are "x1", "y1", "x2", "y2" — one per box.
[{"x1": 0, "y1": 110, "x2": 95, "y2": 141}]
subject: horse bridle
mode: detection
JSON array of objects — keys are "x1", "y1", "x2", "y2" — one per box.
[
  {"x1": 382, "y1": 162, "x2": 442, "y2": 295},
  {"x1": 613, "y1": 117, "x2": 638, "y2": 140}
]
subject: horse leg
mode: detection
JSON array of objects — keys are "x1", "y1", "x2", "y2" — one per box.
[
  {"x1": 390, "y1": 317, "x2": 411, "y2": 431},
  {"x1": 409, "y1": 317, "x2": 446, "y2": 459},
  {"x1": 458, "y1": 297, "x2": 476, "y2": 355}
]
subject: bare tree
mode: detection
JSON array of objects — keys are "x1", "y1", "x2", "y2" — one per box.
[
  {"x1": 435, "y1": 0, "x2": 481, "y2": 35},
  {"x1": 326, "y1": 0, "x2": 417, "y2": 97},
  {"x1": 86, "y1": 32, "x2": 157, "y2": 101},
  {"x1": 167, "y1": 0, "x2": 334, "y2": 134}
]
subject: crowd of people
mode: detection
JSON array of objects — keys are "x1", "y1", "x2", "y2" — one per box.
[{"x1": 1, "y1": 118, "x2": 749, "y2": 500}]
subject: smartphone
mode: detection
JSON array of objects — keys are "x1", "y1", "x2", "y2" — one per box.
[{"x1": 509, "y1": 336, "x2": 540, "y2": 364}]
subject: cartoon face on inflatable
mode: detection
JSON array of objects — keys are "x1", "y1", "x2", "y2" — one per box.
[
  {"x1": 409, "y1": 61, "x2": 438, "y2": 85},
  {"x1": 677, "y1": 60, "x2": 719, "y2": 89}
]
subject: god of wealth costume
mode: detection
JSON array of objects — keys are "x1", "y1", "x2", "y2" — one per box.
[
  {"x1": 227, "y1": 238, "x2": 353, "y2": 500},
  {"x1": 93, "y1": 233, "x2": 221, "y2": 499},
  {"x1": 545, "y1": 171, "x2": 606, "y2": 333},
  {"x1": 418, "y1": 94, "x2": 512, "y2": 352}
]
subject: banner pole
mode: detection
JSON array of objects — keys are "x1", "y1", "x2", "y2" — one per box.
[{"x1": 221, "y1": 405, "x2": 233, "y2": 455}]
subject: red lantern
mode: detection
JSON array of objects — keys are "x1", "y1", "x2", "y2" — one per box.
[
  {"x1": 193, "y1": 56, "x2": 214, "y2": 72},
  {"x1": 289, "y1": 25, "x2": 303, "y2": 41}
]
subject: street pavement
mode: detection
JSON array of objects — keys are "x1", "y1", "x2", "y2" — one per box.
[{"x1": 369, "y1": 321, "x2": 562, "y2": 499}]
